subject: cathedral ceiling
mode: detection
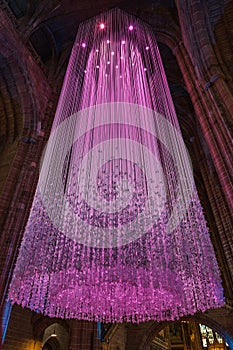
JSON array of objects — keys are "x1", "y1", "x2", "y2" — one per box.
[{"x1": 0, "y1": 0, "x2": 232, "y2": 180}]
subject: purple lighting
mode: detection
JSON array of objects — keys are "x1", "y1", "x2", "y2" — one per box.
[
  {"x1": 9, "y1": 8, "x2": 224, "y2": 324},
  {"x1": 128, "y1": 25, "x2": 134, "y2": 31},
  {"x1": 81, "y1": 42, "x2": 86, "y2": 48}
]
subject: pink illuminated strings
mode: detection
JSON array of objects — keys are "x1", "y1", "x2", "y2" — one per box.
[{"x1": 9, "y1": 9, "x2": 224, "y2": 323}]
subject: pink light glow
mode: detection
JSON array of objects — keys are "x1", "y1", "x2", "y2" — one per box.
[
  {"x1": 9, "y1": 8, "x2": 224, "y2": 324},
  {"x1": 128, "y1": 25, "x2": 134, "y2": 31},
  {"x1": 81, "y1": 43, "x2": 86, "y2": 48},
  {"x1": 99, "y1": 23, "x2": 105, "y2": 29},
  {"x1": 146, "y1": 46, "x2": 149, "y2": 50}
]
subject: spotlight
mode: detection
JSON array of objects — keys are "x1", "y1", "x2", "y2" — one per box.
[
  {"x1": 81, "y1": 43, "x2": 86, "y2": 48},
  {"x1": 51, "y1": 329, "x2": 57, "y2": 337},
  {"x1": 99, "y1": 23, "x2": 105, "y2": 29},
  {"x1": 146, "y1": 46, "x2": 149, "y2": 50},
  {"x1": 128, "y1": 25, "x2": 133, "y2": 31}
]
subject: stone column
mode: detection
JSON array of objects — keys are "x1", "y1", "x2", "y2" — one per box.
[
  {"x1": 173, "y1": 41, "x2": 233, "y2": 295},
  {"x1": 174, "y1": 40, "x2": 232, "y2": 210}
]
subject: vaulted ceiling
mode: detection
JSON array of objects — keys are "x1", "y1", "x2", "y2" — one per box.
[
  {"x1": 1, "y1": 0, "x2": 194, "y2": 142},
  {"x1": 0, "y1": 0, "x2": 232, "y2": 189}
]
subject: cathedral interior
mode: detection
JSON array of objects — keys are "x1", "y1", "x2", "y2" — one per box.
[{"x1": 0, "y1": 0, "x2": 232, "y2": 349}]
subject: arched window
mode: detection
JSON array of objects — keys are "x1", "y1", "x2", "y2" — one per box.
[{"x1": 199, "y1": 324, "x2": 230, "y2": 348}]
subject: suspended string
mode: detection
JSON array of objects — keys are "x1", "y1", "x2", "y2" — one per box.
[{"x1": 9, "y1": 8, "x2": 224, "y2": 322}]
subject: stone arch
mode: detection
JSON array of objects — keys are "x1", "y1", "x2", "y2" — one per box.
[
  {"x1": 0, "y1": 8, "x2": 50, "y2": 193},
  {"x1": 42, "y1": 342, "x2": 54, "y2": 350},
  {"x1": 41, "y1": 322, "x2": 69, "y2": 350},
  {"x1": 31, "y1": 313, "x2": 69, "y2": 339},
  {"x1": 42, "y1": 337, "x2": 61, "y2": 350},
  {"x1": 139, "y1": 313, "x2": 233, "y2": 350}
]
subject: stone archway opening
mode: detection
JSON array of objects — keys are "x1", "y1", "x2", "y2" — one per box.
[
  {"x1": 42, "y1": 343, "x2": 53, "y2": 350},
  {"x1": 41, "y1": 322, "x2": 69, "y2": 350},
  {"x1": 42, "y1": 337, "x2": 60, "y2": 350},
  {"x1": 145, "y1": 316, "x2": 233, "y2": 350}
]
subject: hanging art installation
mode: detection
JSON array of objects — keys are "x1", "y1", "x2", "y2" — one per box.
[{"x1": 9, "y1": 9, "x2": 224, "y2": 323}]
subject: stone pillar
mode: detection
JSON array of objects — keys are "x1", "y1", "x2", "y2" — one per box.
[
  {"x1": 175, "y1": 1, "x2": 233, "y2": 210},
  {"x1": 0, "y1": 8, "x2": 51, "y2": 324},
  {"x1": 173, "y1": 41, "x2": 233, "y2": 297},
  {"x1": 192, "y1": 132, "x2": 233, "y2": 299},
  {"x1": 174, "y1": 41, "x2": 232, "y2": 209}
]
